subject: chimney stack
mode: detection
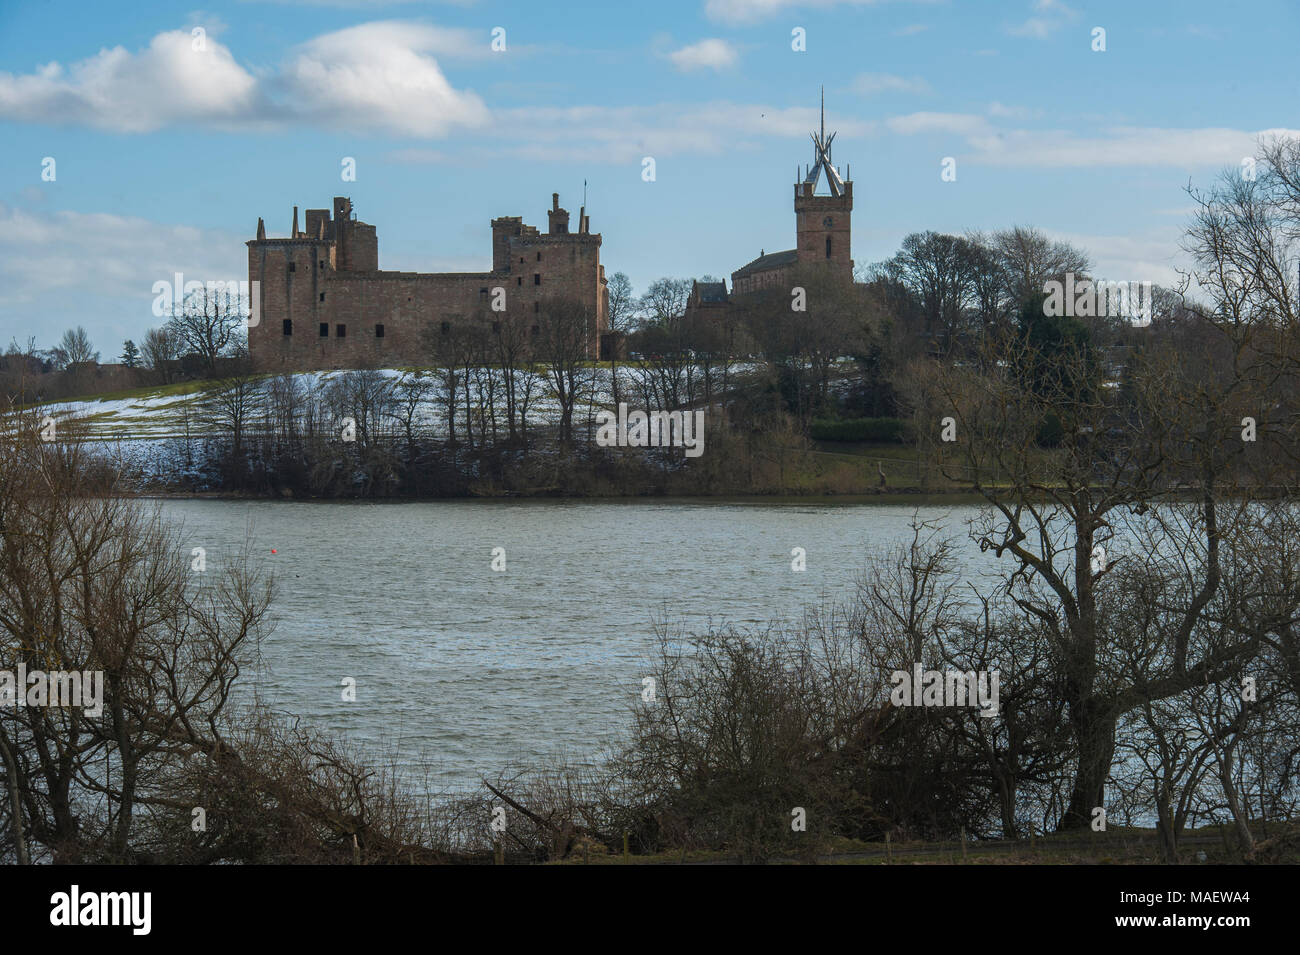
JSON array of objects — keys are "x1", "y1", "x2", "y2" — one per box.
[{"x1": 547, "y1": 193, "x2": 570, "y2": 234}]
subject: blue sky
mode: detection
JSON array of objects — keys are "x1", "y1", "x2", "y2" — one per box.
[{"x1": 1, "y1": 0, "x2": 1296, "y2": 356}]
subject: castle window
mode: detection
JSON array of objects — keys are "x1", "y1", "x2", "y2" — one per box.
[
  {"x1": 375, "y1": 323, "x2": 385, "y2": 338},
  {"x1": 534, "y1": 274, "x2": 541, "y2": 286},
  {"x1": 289, "y1": 262, "x2": 296, "y2": 273},
  {"x1": 320, "y1": 292, "x2": 326, "y2": 302},
  {"x1": 283, "y1": 319, "x2": 293, "y2": 336},
  {"x1": 536, "y1": 252, "x2": 542, "y2": 262},
  {"x1": 440, "y1": 321, "x2": 451, "y2": 335},
  {"x1": 517, "y1": 277, "x2": 522, "y2": 286},
  {"x1": 319, "y1": 323, "x2": 328, "y2": 337},
  {"x1": 336, "y1": 324, "x2": 346, "y2": 338},
  {"x1": 319, "y1": 260, "x2": 325, "y2": 269},
  {"x1": 826, "y1": 237, "x2": 832, "y2": 259}
]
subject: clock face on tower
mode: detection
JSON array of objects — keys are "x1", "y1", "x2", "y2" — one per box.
[{"x1": 823, "y1": 216, "x2": 834, "y2": 228}]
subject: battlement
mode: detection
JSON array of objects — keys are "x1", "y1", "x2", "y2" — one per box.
[{"x1": 794, "y1": 179, "x2": 853, "y2": 206}]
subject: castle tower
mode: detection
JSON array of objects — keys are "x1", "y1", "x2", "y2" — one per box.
[{"x1": 793, "y1": 88, "x2": 852, "y2": 276}]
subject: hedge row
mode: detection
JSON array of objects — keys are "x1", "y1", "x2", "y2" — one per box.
[{"x1": 810, "y1": 417, "x2": 909, "y2": 443}]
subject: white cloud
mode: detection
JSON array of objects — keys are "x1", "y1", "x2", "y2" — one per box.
[
  {"x1": 704, "y1": 0, "x2": 921, "y2": 26},
  {"x1": 852, "y1": 72, "x2": 930, "y2": 95},
  {"x1": 0, "y1": 203, "x2": 245, "y2": 346},
  {"x1": 279, "y1": 22, "x2": 489, "y2": 136},
  {"x1": 884, "y1": 111, "x2": 1300, "y2": 169},
  {"x1": 967, "y1": 125, "x2": 1300, "y2": 168},
  {"x1": 483, "y1": 102, "x2": 877, "y2": 163},
  {"x1": 0, "y1": 21, "x2": 489, "y2": 138},
  {"x1": 987, "y1": 101, "x2": 1042, "y2": 120},
  {"x1": 388, "y1": 148, "x2": 452, "y2": 164},
  {"x1": 704, "y1": 0, "x2": 795, "y2": 22},
  {"x1": 1048, "y1": 228, "x2": 1187, "y2": 289},
  {"x1": 887, "y1": 111, "x2": 991, "y2": 136},
  {"x1": 666, "y1": 39, "x2": 739, "y2": 72},
  {"x1": 0, "y1": 29, "x2": 260, "y2": 132},
  {"x1": 378, "y1": 100, "x2": 875, "y2": 164},
  {"x1": 1007, "y1": 0, "x2": 1078, "y2": 39},
  {"x1": 246, "y1": 0, "x2": 475, "y2": 5}
]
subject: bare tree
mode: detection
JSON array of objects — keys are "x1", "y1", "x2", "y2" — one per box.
[
  {"x1": 633, "y1": 278, "x2": 695, "y2": 414},
  {"x1": 390, "y1": 372, "x2": 434, "y2": 460},
  {"x1": 882, "y1": 232, "x2": 980, "y2": 354},
  {"x1": 199, "y1": 356, "x2": 264, "y2": 465},
  {"x1": 166, "y1": 284, "x2": 245, "y2": 377},
  {"x1": 0, "y1": 421, "x2": 272, "y2": 862},
  {"x1": 422, "y1": 321, "x2": 480, "y2": 448},
  {"x1": 58, "y1": 326, "x2": 97, "y2": 366},
  {"x1": 141, "y1": 327, "x2": 179, "y2": 384},
  {"x1": 486, "y1": 312, "x2": 535, "y2": 442},
  {"x1": 992, "y1": 226, "x2": 1091, "y2": 312},
  {"x1": 606, "y1": 271, "x2": 636, "y2": 407},
  {"x1": 536, "y1": 298, "x2": 596, "y2": 445}
]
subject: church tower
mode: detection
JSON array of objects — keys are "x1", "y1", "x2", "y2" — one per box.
[{"x1": 793, "y1": 88, "x2": 853, "y2": 277}]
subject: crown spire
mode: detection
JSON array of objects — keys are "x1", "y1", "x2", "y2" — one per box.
[{"x1": 803, "y1": 88, "x2": 846, "y2": 197}]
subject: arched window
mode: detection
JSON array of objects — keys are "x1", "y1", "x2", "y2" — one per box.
[{"x1": 826, "y1": 236, "x2": 833, "y2": 259}]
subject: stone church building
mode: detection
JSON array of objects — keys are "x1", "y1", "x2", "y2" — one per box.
[
  {"x1": 687, "y1": 92, "x2": 854, "y2": 319},
  {"x1": 247, "y1": 194, "x2": 609, "y2": 370}
]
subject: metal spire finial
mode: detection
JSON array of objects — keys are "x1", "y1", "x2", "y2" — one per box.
[{"x1": 803, "y1": 87, "x2": 845, "y2": 197}]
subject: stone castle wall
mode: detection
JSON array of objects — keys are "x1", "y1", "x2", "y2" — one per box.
[{"x1": 248, "y1": 195, "x2": 607, "y2": 371}]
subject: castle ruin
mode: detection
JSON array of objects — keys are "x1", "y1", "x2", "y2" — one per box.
[{"x1": 247, "y1": 194, "x2": 609, "y2": 370}]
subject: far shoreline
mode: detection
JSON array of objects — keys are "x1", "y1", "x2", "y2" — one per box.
[{"x1": 134, "y1": 488, "x2": 991, "y2": 506}]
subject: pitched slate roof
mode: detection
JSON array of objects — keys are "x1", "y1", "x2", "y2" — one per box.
[
  {"x1": 732, "y1": 248, "x2": 798, "y2": 279},
  {"x1": 694, "y1": 281, "x2": 729, "y2": 304}
]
